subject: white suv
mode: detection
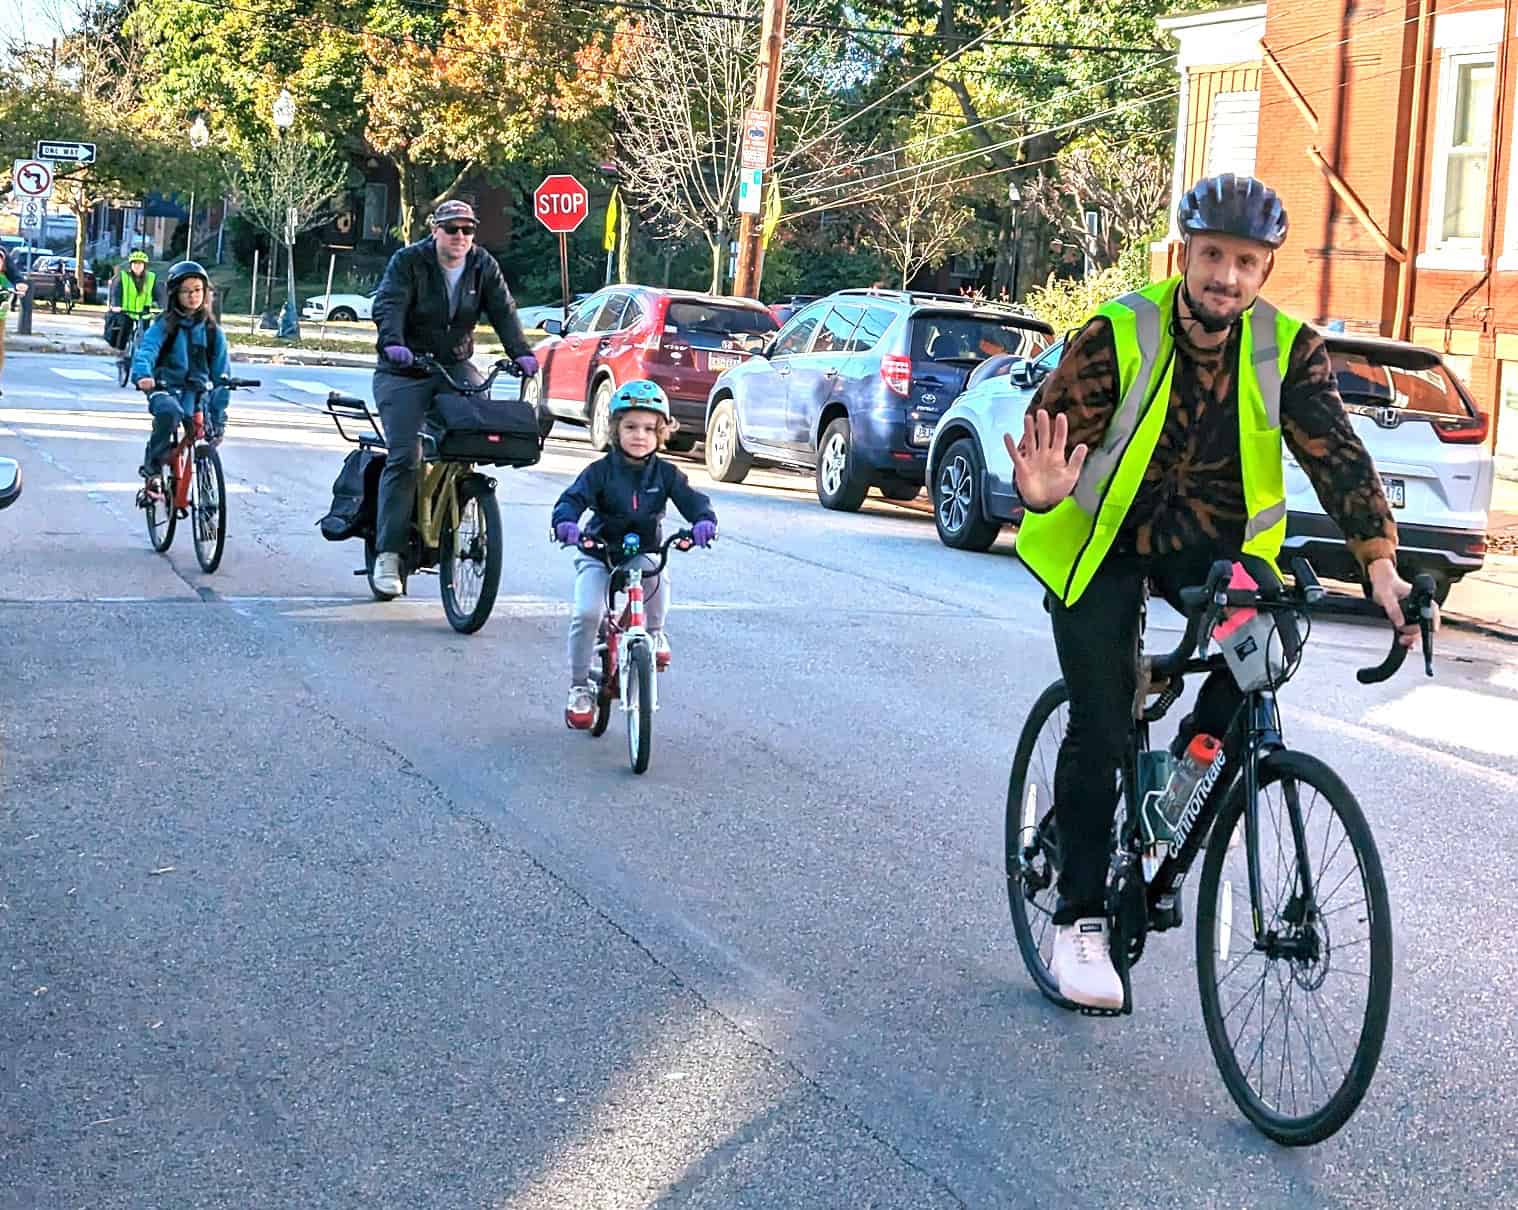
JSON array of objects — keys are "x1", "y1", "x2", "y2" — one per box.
[{"x1": 925, "y1": 332, "x2": 1493, "y2": 602}]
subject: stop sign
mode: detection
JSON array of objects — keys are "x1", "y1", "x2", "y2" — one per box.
[{"x1": 534, "y1": 174, "x2": 590, "y2": 234}]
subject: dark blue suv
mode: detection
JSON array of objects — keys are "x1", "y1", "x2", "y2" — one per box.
[{"x1": 703, "y1": 289, "x2": 1052, "y2": 510}]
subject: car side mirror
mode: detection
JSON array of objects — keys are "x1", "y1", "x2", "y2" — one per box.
[
  {"x1": 542, "y1": 318, "x2": 563, "y2": 336},
  {"x1": 759, "y1": 339, "x2": 775, "y2": 359},
  {"x1": 0, "y1": 458, "x2": 21, "y2": 510},
  {"x1": 1006, "y1": 359, "x2": 1036, "y2": 388}
]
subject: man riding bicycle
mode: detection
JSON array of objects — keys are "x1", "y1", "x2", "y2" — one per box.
[
  {"x1": 1009, "y1": 174, "x2": 1434, "y2": 1010},
  {"x1": 369, "y1": 199, "x2": 539, "y2": 596},
  {"x1": 107, "y1": 251, "x2": 164, "y2": 351}
]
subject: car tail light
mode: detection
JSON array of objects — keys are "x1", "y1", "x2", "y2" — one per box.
[
  {"x1": 1432, "y1": 412, "x2": 1490, "y2": 443},
  {"x1": 881, "y1": 354, "x2": 912, "y2": 397}
]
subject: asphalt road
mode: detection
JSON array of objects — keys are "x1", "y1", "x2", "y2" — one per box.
[{"x1": 2, "y1": 351, "x2": 1515, "y2": 1208}]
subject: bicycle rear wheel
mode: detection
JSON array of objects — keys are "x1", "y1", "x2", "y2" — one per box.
[
  {"x1": 1195, "y1": 749, "x2": 1393, "y2": 1146},
  {"x1": 439, "y1": 477, "x2": 502, "y2": 633},
  {"x1": 144, "y1": 462, "x2": 176, "y2": 552},
  {"x1": 192, "y1": 447, "x2": 226, "y2": 573},
  {"x1": 1005, "y1": 680, "x2": 1078, "y2": 1009},
  {"x1": 625, "y1": 640, "x2": 653, "y2": 774}
]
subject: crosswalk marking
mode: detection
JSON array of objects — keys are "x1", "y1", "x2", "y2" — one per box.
[
  {"x1": 278, "y1": 379, "x2": 338, "y2": 395},
  {"x1": 51, "y1": 367, "x2": 114, "y2": 382}
]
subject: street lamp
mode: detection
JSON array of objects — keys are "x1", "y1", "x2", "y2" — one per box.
[
  {"x1": 186, "y1": 115, "x2": 209, "y2": 260},
  {"x1": 272, "y1": 89, "x2": 299, "y2": 339},
  {"x1": 1006, "y1": 180, "x2": 1023, "y2": 302}
]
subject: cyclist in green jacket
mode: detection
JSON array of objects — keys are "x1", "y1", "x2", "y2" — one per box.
[{"x1": 1008, "y1": 174, "x2": 1432, "y2": 1010}]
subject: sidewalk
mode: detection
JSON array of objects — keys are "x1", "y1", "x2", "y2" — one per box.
[
  {"x1": 1446, "y1": 458, "x2": 1518, "y2": 638},
  {"x1": 5, "y1": 308, "x2": 382, "y2": 367}
]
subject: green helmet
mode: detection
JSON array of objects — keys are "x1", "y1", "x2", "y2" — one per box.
[
  {"x1": 609, "y1": 379, "x2": 671, "y2": 420},
  {"x1": 128, "y1": 250, "x2": 149, "y2": 265}
]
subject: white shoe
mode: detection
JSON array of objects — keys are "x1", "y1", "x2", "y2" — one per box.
[
  {"x1": 373, "y1": 552, "x2": 403, "y2": 595},
  {"x1": 1051, "y1": 918, "x2": 1124, "y2": 1010}
]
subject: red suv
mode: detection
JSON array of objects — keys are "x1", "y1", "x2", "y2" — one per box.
[{"x1": 532, "y1": 287, "x2": 778, "y2": 451}]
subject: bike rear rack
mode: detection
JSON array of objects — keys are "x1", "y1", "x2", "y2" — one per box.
[{"x1": 325, "y1": 392, "x2": 387, "y2": 449}]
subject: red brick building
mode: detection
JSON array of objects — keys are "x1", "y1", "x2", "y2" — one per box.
[{"x1": 1154, "y1": 0, "x2": 1518, "y2": 465}]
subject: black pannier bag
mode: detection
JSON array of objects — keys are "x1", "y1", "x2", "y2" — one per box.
[
  {"x1": 424, "y1": 389, "x2": 541, "y2": 468},
  {"x1": 318, "y1": 447, "x2": 385, "y2": 541}
]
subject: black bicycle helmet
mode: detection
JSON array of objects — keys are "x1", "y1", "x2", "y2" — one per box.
[
  {"x1": 1176, "y1": 174, "x2": 1288, "y2": 249},
  {"x1": 165, "y1": 259, "x2": 210, "y2": 293}
]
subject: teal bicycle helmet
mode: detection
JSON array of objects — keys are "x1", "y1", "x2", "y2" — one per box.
[{"x1": 609, "y1": 379, "x2": 672, "y2": 420}]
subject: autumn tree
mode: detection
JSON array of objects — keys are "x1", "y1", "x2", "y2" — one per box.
[
  {"x1": 861, "y1": 140, "x2": 980, "y2": 287},
  {"x1": 1022, "y1": 141, "x2": 1170, "y2": 272}
]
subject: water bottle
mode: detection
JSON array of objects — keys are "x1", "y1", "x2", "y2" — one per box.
[{"x1": 1140, "y1": 732, "x2": 1223, "y2": 881}]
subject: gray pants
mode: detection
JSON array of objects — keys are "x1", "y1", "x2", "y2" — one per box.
[
  {"x1": 372, "y1": 363, "x2": 484, "y2": 555},
  {"x1": 569, "y1": 554, "x2": 668, "y2": 684}
]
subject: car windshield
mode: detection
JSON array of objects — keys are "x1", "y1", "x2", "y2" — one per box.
[
  {"x1": 911, "y1": 315, "x2": 1037, "y2": 364},
  {"x1": 666, "y1": 301, "x2": 778, "y2": 352},
  {"x1": 1329, "y1": 346, "x2": 1471, "y2": 419}
]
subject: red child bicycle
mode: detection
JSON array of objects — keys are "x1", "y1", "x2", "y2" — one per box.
[
  {"x1": 571, "y1": 530, "x2": 700, "y2": 775},
  {"x1": 136, "y1": 375, "x2": 259, "y2": 573}
]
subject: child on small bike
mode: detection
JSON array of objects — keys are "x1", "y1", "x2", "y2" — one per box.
[
  {"x1": 551, "y1": 380, "x2": 717, "y2": 730},
  {"x1": 131, "y1": 260, "x2": 230, "y2": 484}
]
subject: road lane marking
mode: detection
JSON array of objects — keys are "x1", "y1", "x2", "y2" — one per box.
[
  {"x1": 277, "y1": 378, "x2": 338, "y2": 394},
  {"x1": 50, "y1": 367, "x2": 114, "y2": 382},
  {"x1": 1363, "y1": 684, "x2": 1518, "y2": 762}
]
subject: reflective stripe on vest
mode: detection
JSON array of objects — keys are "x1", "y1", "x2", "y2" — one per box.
[
  {"x1": 1015, "y1": 275, "x2": 1301, "y2": 606},
  {"x1": 122, "y1": 271, "x2": 155, "y2": 318}
]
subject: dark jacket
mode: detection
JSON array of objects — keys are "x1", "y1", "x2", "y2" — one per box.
[
  {"x1": 372, "y1": 237, "x2": 531, "y2": 374},
  {"x1": 552, "y1": 448, "x2": 717, "y2": 552}
]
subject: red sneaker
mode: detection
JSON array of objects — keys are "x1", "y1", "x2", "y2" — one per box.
[
  {"x1": 564, "y1": 684, "x2": 595, "y2": 730},
  {"x1": 653, "y1": 631, "x2": 672, "y2": 672}
]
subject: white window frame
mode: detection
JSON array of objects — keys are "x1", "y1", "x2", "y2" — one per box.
[{"x1": 1420, "y1": 35, "x2": 1500, "y2": 270}]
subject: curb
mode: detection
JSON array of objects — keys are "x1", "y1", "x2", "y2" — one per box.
[{"x1": 1442, "y1": 613, "x2": 1518, "y2": 643}]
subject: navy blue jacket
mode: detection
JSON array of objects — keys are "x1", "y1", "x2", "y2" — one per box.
[{"x1": 552, "y1": 448, "x2": 716, "y2": 551}]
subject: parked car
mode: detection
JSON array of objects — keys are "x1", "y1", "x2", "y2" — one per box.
[
  {"x1": 924, "y1": 330, "x2": 1492, "y2": 601},
  {"x1": 768, "y1": 294, "x2": 820, "y2": 326},
  {"x1": 301, "y1": 289, "x2": 377, "y2": 322},
  {"x1": 531, "y1": 286, "x2": 778, "y2": 451},
  {"x1": 28, "y1": 256, "x2": 99, "y2": 304},
  {"x1": 704, "y1": 289, "x2": 1053, "y2": 510},
  {"x1": 517, "y1": 293, "x2": 592, "y2": 331}
]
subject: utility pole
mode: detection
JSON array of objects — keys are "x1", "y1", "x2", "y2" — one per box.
[{"x1": 732, "y1": 0, "x2": 787, "y2": 299}]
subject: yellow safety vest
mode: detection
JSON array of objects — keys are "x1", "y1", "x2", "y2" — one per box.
[
  {"x1": 1016, "y1": 275, "x2": 1299, "y2": 606},
  {"x1": 121, "y1": 270, "x2": 156, "y2": 318}
]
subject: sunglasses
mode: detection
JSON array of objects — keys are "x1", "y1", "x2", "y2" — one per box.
[{"x1": 439, "y1": 224, "x2": 476, "y2": 236}]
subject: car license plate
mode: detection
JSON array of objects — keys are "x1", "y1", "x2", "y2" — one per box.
[
  {"x1": 1382, "y1": 476, "x2": 1405, "y2": 508},
  {"x1": 911, "y1": 422, "x2": 936, "y2": 445},
  {"x1": 706, "y1": 351, "x2": 741, "y2": 372}
]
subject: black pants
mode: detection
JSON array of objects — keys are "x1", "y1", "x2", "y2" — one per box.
[
  {"x1": 1049, "y1": 549, "x2": 1244, "y2": 924},
  {"x1": 372, "y1": 363, "x2": 483, "y2": 555}
]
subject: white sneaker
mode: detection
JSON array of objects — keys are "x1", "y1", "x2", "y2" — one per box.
[
  {"x1": 1050, "y1": 917, "x2": 1124, "y2": 1010},
  {"x1": 373, "y1": 552, "x2": 403, "y2": 595}
]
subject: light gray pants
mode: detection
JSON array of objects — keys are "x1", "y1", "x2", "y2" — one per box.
[{"x1": 569, "y1": 554, "x2": 668, "y2": 684}]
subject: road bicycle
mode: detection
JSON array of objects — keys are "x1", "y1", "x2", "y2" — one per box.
[
  {"x1": 323, "y1": 355, "x2": 540, "y2": 633},
  {"x1": 1006, "y1": 556, "x2": 1437, "y2": 1145},
  {"x1": 136, "y1": 375, "x2": 259, "y2": 573},
  {"x1": 116, "y1": 311, "x2": 155, "y2": 388},
  {"x1": 569, "y1": 530, "x2": 699, "y2": 774}
]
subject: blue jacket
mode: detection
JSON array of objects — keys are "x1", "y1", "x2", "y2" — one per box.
[
  {"x1": 131, "y1": 314, "x2": 230, "y2": 410},
  {"x1": 552, "y1": 448, "x2": 716, "y2": 551}
]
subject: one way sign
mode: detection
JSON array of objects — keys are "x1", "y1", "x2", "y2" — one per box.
[{"x1": 35, "y1": 140, "x2": 96, "y2": 165}]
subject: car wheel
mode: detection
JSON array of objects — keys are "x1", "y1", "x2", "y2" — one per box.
[
  {"x1": 329, "y1": 307, "x2": 358, "y2": 322},
  {"x1": 933, "y1": 437, "x2": 1001, "y2": 551},
  {"x1": 589, "y1": 379, "x2": 614, "y2": 451},
  {"x1": 524, "y1": 373, "x2": 553, "y2": 440},
  {"x1": 705, "y1": 400, "x2": 752, "y2": 483},
  {"x1": 815, "y1": 418, "x2": 870, "y2": 512}
]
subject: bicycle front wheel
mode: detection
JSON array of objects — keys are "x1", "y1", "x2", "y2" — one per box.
[
  {"x1": 192, "y1": 447, "x2": 227, "y2": 573},
  {"x1": 440, "y1": 477, "x2": 502, "y2": 634},
  {"x1": 626, "y1": 640, "x2": 653, "y2": 774},
  {"x1": 1195, "y1": 749, "x2": 1393, "y2": 1146},
  {"x1": 1005, "y1": 680, "x2": 1078, "y2": 1010}
]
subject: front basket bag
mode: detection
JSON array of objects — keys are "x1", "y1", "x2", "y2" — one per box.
[{"x1": 424, "y1": 389, "x2": 541, "y2": 468}]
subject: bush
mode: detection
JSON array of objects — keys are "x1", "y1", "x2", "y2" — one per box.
[{"x1": 1025, "y1": 257, "x2": 1149, "y2": 340}]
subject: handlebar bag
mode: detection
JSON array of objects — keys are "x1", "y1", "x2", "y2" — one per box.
[
  {"x1": 317, "y1": 447, "x2": 385, "y2": 541},
  {"x1": 423, "y1": 389, "x2": 541, "y2": 468}
]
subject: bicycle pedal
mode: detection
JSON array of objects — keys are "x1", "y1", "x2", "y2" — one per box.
[{"x1": 1077, "y1": 1004, "x2": 1126, "y2": 1019}]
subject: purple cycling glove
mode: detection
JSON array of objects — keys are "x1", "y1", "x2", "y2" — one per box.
[
  {"x1": 555, "y1": 521, "x2": 580, "y2": 546},
  {"x1": 515, "y1": 354, "x2": 539, "y2": 378},
  {"x1": 691, "y1": 520, "x2": 717, "y2": 547},
  {"x1": 383, "y1": 344, "x2": 414, "y2": 368}
]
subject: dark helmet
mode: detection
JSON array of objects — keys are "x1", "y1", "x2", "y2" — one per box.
[
  {"x1": 1176, "y1": 174, "x2": 1288, "y2": 249},
  {"x1": 166, "y1": 259, "x2": 210, "y2": 294}
]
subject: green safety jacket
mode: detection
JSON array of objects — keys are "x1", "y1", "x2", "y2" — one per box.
[{"x1": 1017, "y1": 275, "x2": 1301, "y2": 606}]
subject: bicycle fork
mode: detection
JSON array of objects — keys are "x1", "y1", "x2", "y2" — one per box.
[{"x1": 618, "y1": 569, "x2": 659, "y2": 715}]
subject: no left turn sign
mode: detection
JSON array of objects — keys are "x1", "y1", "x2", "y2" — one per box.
[{"x1": 12, "y1": 159, "x2": 54, "y2": 200}]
